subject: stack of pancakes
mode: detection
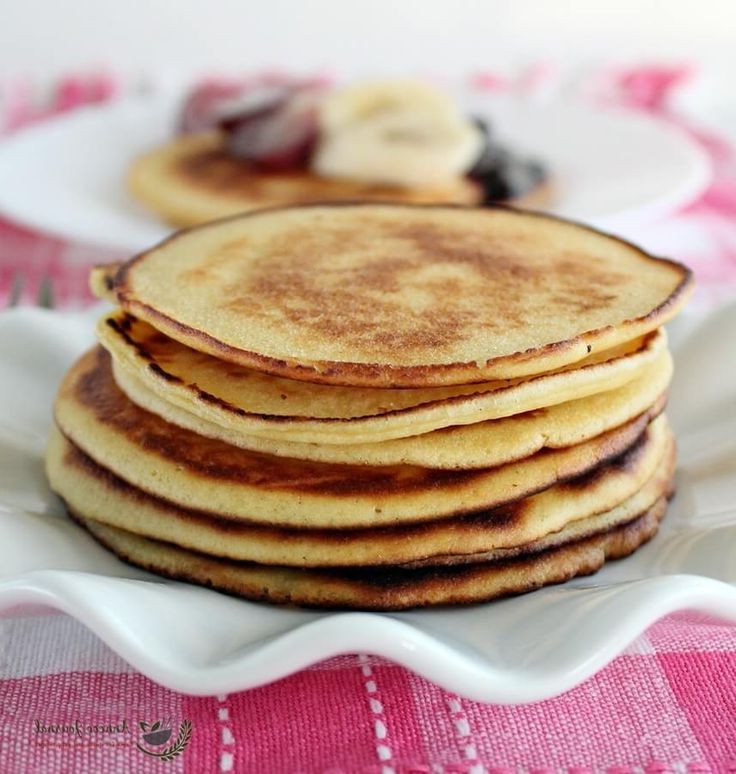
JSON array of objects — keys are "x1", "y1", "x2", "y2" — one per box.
[{"x1": 46, "y1": 204, "x2": 693, "y2": 609}]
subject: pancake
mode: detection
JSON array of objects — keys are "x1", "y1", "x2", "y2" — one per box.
[
  {"x1": 99, "y1": 310, "x2": 668, "y2": 444},
  {"x1": 109, "y1": 203, "x2": 693, "y2": 387},
  {"x1": 73, "y1": 494, "x2": 669, "y2": 609},
  {"x1": 46, "y1": 425, "x2": 674, "y2": 567},
  {"x1": 128, "y1": 133, "x2": 483, "y2": 228},
  {"x1": 53, "y1": 347, "x2": 668, "y2": 528},
  {"x1": 89, "y1": 263, "x2": 119, "y2": 303},
  {"x1": 113, "y1": 346, "x2": 671, "y2": 467}
]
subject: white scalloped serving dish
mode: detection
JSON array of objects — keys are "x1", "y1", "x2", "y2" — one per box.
[
  {"x1": 0, "y1": 302, "x2": 734, "y2": 703},
  {"x1": 0, "y1": 95, "x2": 711, "y2": 251}
]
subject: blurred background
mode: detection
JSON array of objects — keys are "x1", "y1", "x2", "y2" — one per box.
[
  {"x1": 1, "y1": 1, "x2": 735, "y2": 76},
  {"x1": 1, "y1": 0, "x2": 735, "y2": 309},
  {"x1": 1, "y1": 0, "x2": 735, "y2": 128}
]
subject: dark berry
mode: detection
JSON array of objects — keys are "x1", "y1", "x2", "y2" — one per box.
[
  {"x1": 179, "y1": 80, "x2": 249, "y2": 133},
  {"x1": 467, "y1": 113, "x2": 547, "y2": 201},
  {"x1": 221, "y1": 88, "x2": 321, "y2": 170}
]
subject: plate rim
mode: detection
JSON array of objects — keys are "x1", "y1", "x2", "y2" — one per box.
[{"x1": 0, "y1": 94, "x2": 713, "y2": 251}]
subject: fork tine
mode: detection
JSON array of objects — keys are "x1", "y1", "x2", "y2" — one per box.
[
  {"x1": 37, "y1": 275, "x2": 55, "y2": 309},
  {"x1": 7, "y1": 274, "x2": 24, "y2": 308}
]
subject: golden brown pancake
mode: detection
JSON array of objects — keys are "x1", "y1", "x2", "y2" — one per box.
[
  {"x1": 113, "y1": 345, "x2": 671, "y2": 468},
  {"x1": 89, "y1": 263, "x2": 119, "y2": 303},
  {"x1": 53, "y1": 347, "x2": 668, "y2": 528},
  {"x1": 73, "y1": 494, "x2": 669, "y2": 609},
  {"x1": 99, "y1": 309, "x2": 668, "y2": 444},
  {"x1": 47, "y1": 425, "x2": 673, "y2": 567},
  {"x1": 109, "y1": 204, "x2": 692, "y2": 387},
  {"x1": 128, "y1": 133, "x2": 483, "y2": 228}
]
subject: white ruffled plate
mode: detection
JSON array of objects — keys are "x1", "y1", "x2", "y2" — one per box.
[
  {"x1": 0, "y1": 303, "x2": 734, "y2": 702},
  {"x1": 0, "y1": 96, "x2": 711, "y2": 251}
]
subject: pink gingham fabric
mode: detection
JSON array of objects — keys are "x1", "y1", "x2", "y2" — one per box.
[
  {"x1": 2, "y1": 613, "x2": 736, "y2": 772},
  {"x1": 1, "y1": 68, "x2": 736, "y2": 773}
]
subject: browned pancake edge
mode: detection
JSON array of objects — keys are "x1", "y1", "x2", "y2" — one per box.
[{"x1": 71, "y1": 497, "x2": 668, "y2": 610}]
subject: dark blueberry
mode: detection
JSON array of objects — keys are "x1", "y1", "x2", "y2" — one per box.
[
  {"x1": 470, "y1": 144, "x2": 512, "y2": 177},
  {"x1": 473, "y1": 168, "x2": 513, "y2": 201},
  {"x1": 470, "y1": 148, "x2": 547, "y2": 202},
  {"x1": 466, "y1": 113, "x2": 547, "y2": 201}
]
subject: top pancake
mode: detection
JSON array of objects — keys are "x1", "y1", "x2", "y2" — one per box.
[
  {"x1": 128, "y1": 133, "x2": 482, "y2": 228},
  {"x1": 111, "y1": 203, "x2": 692, "y2": 387}
]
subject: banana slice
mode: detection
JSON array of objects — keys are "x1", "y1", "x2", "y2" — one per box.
[
  {"x1": 312, "y1": 80, "x2": 483, "y2": 187},
  {"x1": 319, "y1": 79, "x2": 460, "y2": 132}
]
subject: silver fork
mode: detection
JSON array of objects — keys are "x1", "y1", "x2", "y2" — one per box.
[{"x1": 5, "y1": 273, "x2": 55, "y2": 309}]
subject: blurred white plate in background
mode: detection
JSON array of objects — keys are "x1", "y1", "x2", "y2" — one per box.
[
  {"x1": 465, "y1": 94, "x2": 712, "y2": 230},
  {"x1": 0, "y1": 95, "x2": 711, "y2": 253}
]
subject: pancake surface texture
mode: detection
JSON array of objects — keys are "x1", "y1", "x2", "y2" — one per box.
[
  {"x1": 99, "y1": 309, "x2": 668, "y2": 444},
  {"x1": 128, "y1": 133, "x2": 483, "y2": 228},
  {"x1": 48, "y1": 425, "x2": 673, "y2": 568},
  {"x1": 110, "y1": 204, "x2": 692, "y2": 387},
  {"x1": 75, "y1": 494, "x2": 669, "y2": 610},
  {"x1": 111, "y1": 345, "x2": 672, "y2": 468},
  {"x1": 53, "y1": 347, "x2": 669, "y2": 528},
  {"x1": 48, "y1": 202, "x2": 691, "y2": 609}
]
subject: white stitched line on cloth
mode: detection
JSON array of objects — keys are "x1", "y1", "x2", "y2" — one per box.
[
  {"x1": 446, "y1": 695, "x2": 485, "y2": 774},
  {"x1": 358, "y1": 654, "x2": 396, "y2": 774},
  {"x1": 217, "y1": 693, "x2": 235, "y2": 772}
]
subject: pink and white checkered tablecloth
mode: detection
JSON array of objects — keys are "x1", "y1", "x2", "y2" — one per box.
[{"x1": 1, "y1": 68, "x2": 736, "y2": 773}]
